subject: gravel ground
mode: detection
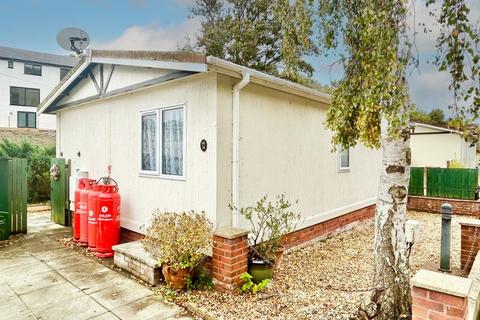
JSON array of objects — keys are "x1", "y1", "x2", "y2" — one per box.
[{"x1": 180, "y1": 211, "x2": 473, "y2": 320}]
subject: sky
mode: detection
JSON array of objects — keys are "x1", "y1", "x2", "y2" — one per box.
[{"x1": 1, "y1": 0, "x2": 479, "y2": 117}]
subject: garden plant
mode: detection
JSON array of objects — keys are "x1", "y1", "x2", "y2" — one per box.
[{"x1": 142, "y1": 210, "x2": 213, "y2": 290}]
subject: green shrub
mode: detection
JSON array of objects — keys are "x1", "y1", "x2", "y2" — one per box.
[{"x1": 0, "y1": 138, "x2": 55, "y2": 203}]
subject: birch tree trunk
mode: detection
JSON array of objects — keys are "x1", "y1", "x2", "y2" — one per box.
[{"x1": 361, "y1": 120, "x2": 412, "y2": 319}]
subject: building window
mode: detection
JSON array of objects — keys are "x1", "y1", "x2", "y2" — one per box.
[
  {"x1": 24, "y1": 62, "x2": 42, "y2": 76},
  {"x1": 162, "y1": 107, "x2": 184, "y2": 176},
  {"x1": 10, "y1": 87, "x2": 40, "y2": 107},
  {"x1": 339, "y1": 148, "x2": 350, "y2": 172},
  {"x1": 141, "y1": 111, "x2": 158, "y2": 173},
  {"x1": 8, "y1": 60, "x2": 13, "y2": 68},
  {"x1": 60, "y1": 67, "x2": 71, "y2": 80},
  {"x1": 140, "y1": 105, "x2": 186, "y2": 179},
  {"x1": 17, "y1": 112, "x2": 36, "y2": 128}
]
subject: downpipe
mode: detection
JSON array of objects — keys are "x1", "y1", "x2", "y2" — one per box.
[{"x1": 232, "y1": 70, "x2": 250, "y2": 228}]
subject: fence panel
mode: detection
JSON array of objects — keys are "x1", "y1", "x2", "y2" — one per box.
[
  {"x1": 9, "y1": 158, "x2": 27, "y2": 234},
  {"x1": 426, "y1": 167, "x2": 477, "y2": 200},
  {"x1": 0, "y1": 158, "x2": 27, "y2": 239},
  {"x1": 409, "y1": 167, "x2": 424, "y2": 196},
  {"x1": 0, "y1": 159, "x2": 10, "y2": 240}
]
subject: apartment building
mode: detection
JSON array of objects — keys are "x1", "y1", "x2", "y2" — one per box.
[{"x1": 0, "y1": 45, "x2": 77, "y2": 129}]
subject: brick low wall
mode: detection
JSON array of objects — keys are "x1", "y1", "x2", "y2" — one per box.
[
  {"x1": 412, "y1": 284, "x2": 469, "y2": 319},
  {"x1": 408, "y1": 196, "x2": 480, "y2": 217},
  {"x1": 120, "y1": 227, "x2": 144, "y2": 243},
  {"x1": 282, "y1": 204, "x2": 375, "y2": 249},
  {"x1": 460, "y1": 221, "x2": 480, "y2": 274},
  {"x1": 117, "y1": 204, "x2": 376, "y2": 291}
]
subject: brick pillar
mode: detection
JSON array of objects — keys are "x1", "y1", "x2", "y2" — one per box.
[
  {"x1": 411, "y1": 269, "x2": 472, "y2": 320},
  {"x1": 212, "y1": 227, "x2": 249, "y2": 291},
  {"x1": 460, "y1": 220, "x2": 480, "y2": 272}
]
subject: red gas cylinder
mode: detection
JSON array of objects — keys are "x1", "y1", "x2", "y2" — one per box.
[
  {"x1": 96, "y1": 184, "x2": 121, "y2": 258},
  {"x1": 87, "y1": 184, "x2": 104, "y2": 250},
  {"x1": 79, "y1": 179, "x2": 96, "y2": 247},
  {"x1": 74, "y1": 179, "x2": 88, "y2": 242}
]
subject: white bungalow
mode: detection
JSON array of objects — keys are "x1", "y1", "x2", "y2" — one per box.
[
  {"x1": 38, "y1": 50, "x2": 381, "y2": 239},
  {"x1": 410, "y1": 122, "x2": 478, "y2": 168}
]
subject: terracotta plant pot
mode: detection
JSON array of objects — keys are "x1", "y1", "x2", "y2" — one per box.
[
  {"x1": 274, "y1": 246, "x2": 286, "y2": 269},
  {"x1": 162, "y1": 264, "x2": 191, "y2": 290}
]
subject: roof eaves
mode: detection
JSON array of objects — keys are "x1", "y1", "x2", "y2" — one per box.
[
  {"x1": 90, "y1": 50, "x2": 206, "y2": 64},
  {"x1": 412, "y1": 121, "x2": 461, "y2": 134},
  {"x1": 0, "y1": 45, "x2": 78, "y2": 67},
  {"x1": 37, "y1": 56, "x2": 90, "y2": 115},
  {"x1": 206, "y1": 56, "x2": 331, "y2": 104}
]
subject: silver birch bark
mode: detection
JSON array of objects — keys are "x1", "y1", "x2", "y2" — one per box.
[{"x1": 361, "y1": 119, "x2": 412, "y2": 319}]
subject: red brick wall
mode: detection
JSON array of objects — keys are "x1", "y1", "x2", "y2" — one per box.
[
  {"x1": 408, "y1": 196, "x2": 480, "y2": 217},
  {"x1": 461, "y1": 224, "x2": 480, "y2": 273},
  {"x1": 282, "y1": 204, "x2": 375, "y2": 249},
  {"x1": 120, "y1": 227, "x2": 144, "y2": 243},
  {"x1": 212, "y1": 233, "x2": 249, "y2": 291},
  {"x1": 412, "y1": 286, "x2": 468, "y2": 320}
]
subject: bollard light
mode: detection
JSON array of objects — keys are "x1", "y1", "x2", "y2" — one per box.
[{"x1": 439, "y1": 203, "x2": 453, "y2": 272}]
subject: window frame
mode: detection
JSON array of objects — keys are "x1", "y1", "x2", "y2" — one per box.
[
  {"x1": 10, "y1": 86, "x2": 40, "y2": 107},
  {"x1": 17, "y1": 111, "x2": 36, "y2": 128},
  {"x1": 60, "y1": 67, "x2": 71, "y2": 80},
  {"x1": 139, "y1": 109, "x2": 160, "y2": 176},
  {"x1": 24, "y1": 62, "x2": 42, "y2": 76},
  {"x1": 338, "y1": 148, "x2": 351, "y2": 172},
  {"x1": 139, "y1": 104, "x2": 187, "y2": 181}
]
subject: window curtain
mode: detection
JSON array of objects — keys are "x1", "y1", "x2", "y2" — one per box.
[
  {"x1": 162, "y1": 108, "x2": 183, "y2": 176},
  {"x1": 141, "y1": 114, "x2": 157, "y2": 171}
]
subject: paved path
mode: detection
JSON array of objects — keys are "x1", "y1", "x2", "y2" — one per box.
[{"x1": 0, "y1": 212, "x2": 194, "y2": 320}]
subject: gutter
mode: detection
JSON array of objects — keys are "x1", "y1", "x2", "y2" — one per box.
[
  {"x1": 206, "y1": 56, "x2": 330, "y2": 104},
  {"x1": 232, "y1": 69, "x2": 250, "y2": 228}
]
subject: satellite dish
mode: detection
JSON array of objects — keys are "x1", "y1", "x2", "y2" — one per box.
[{"x1": 57, "y1": 27, "x2": 90, "y2": 55}]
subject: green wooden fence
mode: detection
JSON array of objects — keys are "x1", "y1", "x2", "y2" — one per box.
[
  {"x1": 408, "y1": 167, "x2": 478, "y2": 200},
  {"x1": 409, "y1": 167, "x2": 424, "y2": 196},
  {"x1": 0, "y1": 158, "x2": 28, "y2": 240},
  {"x1": 50, "y1": 158, "x2": 71, "y2": 226}
]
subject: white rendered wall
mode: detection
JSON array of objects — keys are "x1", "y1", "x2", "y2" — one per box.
[
  {"x1": 217, "y1": 79, "x2": 382, "y2": 231},
  {"x1": 0, "y1": 58, "x2": 63, "y2": 130},
  {"x1": 57, "y1": 72, "x2": 218, "y2": 233},
  {"x1": 409, "y1": 125, "x2": 475, "y2": 168}
]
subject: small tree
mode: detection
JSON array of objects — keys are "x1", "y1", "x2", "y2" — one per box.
[
  {"x1": 0, "y1": 138, "x2": 55, "y2": 202},
  {"x1": 188, "y1": 0, "x2": 318, "y2": 82}
]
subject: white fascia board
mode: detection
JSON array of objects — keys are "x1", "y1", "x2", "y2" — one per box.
[
  {"x1": 91, "y1": 57, "x2": 207, "y2": 73},
  {"x1": 411, "y1": 122, "x2": 461, "y2": 134},
  {"x1": 37, "y1": 59, "x2": 92, "y2": 115},
  {"x1": 207, "y1": 56, "x2": 331, "y2": 104}
]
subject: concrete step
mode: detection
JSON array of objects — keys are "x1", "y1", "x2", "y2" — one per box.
[{"x1": 112, "y1": 240, "x2": 161, "y2": 286}]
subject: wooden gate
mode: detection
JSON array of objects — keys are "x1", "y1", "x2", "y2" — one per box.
[
  {"x1": 0, "y1": 158, "x2": 28, "y2": 240},
  {"x1": 50, "y1": 158, "x2": 71, "y2": 226}
]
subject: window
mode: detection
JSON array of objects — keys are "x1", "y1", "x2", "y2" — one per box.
[
  {"x1": 10, "y1": 87, "x2": 40, "y2": 107},
  {"x1": 17, "y1": 112, "x2": 36, "y2": 128},
  {"x1": 8, "y1": 60, "x2": 13, "y2": 68},
  {"x1": 60, "y1": 67, "x2": 71, "y2": 80},
  {"x1": 140, "y1": 105, "x2": 186, "y2": 179},
  {"x1": 339, "y1": 148, "x2": 350, "y2": 171},
  {"x1": 141, "y1": 112, "x2": 158, "y2": 173},
  {"x1": 24, "y1": 62, "x2": 42, "y2": 76},
  {"x1": 162, "y1": 107, "x2": 184, "y2": 176}
]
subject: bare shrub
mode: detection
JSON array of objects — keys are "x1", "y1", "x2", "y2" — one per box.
[{"x1": 142, "y1": 210, "x2": 213, "y2": 271}]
